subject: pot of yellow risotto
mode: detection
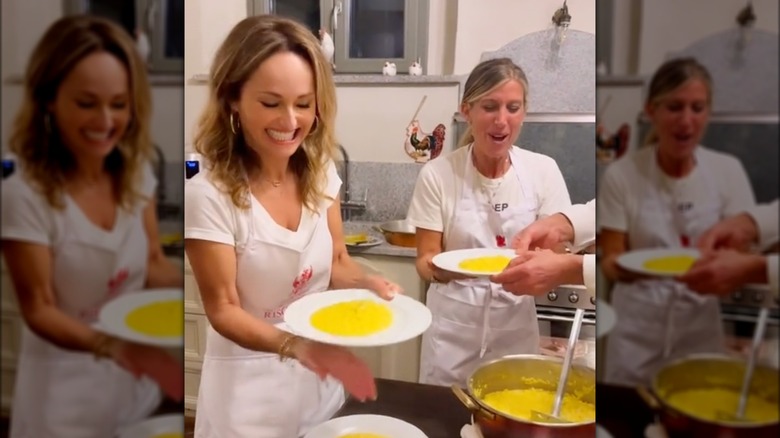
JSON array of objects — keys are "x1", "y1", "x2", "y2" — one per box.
[
  {"x1": 451, "y1": 354, "x2": 596, "y2": 437},
  {"x1": 638, "y1": 354, "x2": 779, "y2": 437}
]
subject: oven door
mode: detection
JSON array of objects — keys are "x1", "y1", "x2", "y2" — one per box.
[{"x1": 536, "y1": 305, "x2": 597, "y2": 370}]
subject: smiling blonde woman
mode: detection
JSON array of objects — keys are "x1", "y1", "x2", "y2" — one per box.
[{"x1": 184, "y1": 15, "x2": 401, "y2": 437}]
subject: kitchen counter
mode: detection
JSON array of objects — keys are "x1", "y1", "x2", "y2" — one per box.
[
  {"x1": 343, "y1": 220, "x2": 416, "y2": 258},
  {"x1": 335, "y1": 378, "x2": 472, "y2": 438}
]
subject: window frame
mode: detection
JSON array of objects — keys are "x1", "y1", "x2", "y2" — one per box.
[
  {"x1": 62, "y1": 0, "x2": 183, "y2": 74},
  {"x1": 248, "y1": 0, "x2": 429, "y2": 75}
]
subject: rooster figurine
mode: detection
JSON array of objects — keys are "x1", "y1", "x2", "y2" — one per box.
[
  {"x1": 319, "y1": 29, "x2": 335, "y2": 71},
  {"x1": 596, "y1": 123, "x2": 630, "y2": 164},
  {"x1": 405, "y1": 121, "x2": 445, "y2": 163}
]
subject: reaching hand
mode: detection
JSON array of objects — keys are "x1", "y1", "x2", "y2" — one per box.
[
  {"x1": 291, "y1": 338, "x2": 377, "y2": 402},
  {"x1": 362, "y1": 274, "x2": 403, "y2": 300},
  {"x1": 511, "y1": 213, "x2": 574, "y2": 252},
  {"x1": 677, "y1": 250, "x2": 767, "y2": 295},
  {"x1": 696, "y1": 212, "x2": 758, "y2": 252},
  {"x1": 490, "y1": 250, "x2": 582, "y2": 295},
  {"x1": 109, "y1": 340, "x2": 184, "y2": 401}
]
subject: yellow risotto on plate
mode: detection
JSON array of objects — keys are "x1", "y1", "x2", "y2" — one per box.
[
  {"x1": 458, "y1": 255, "x2": 512, "y2": 273},
  {"x1": 125, "y1": 300, "x2": 183, "y2": 337},
  {"x1": 642, "y1": 255, "x2": 696, "y2": 274},
  {"x1": 310, "y1": 300, "x2": 393, "y2": 336}
]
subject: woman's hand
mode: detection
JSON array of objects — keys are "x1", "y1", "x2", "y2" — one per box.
[
  {"x1": 362, "y1": 274, "x2": 403, "y2": 300},
  {"x1": 290, "y1": 338, "x2": 377, "y2": 402},
  {"x1": 108, "y1": 338, "x2": 184, "y2": 401}
]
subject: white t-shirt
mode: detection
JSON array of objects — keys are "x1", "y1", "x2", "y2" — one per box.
[
  {"x1": 1, "y1": 162, "x2": 157, "y2": 246},
  {"x1": 407, "y1": 145, "x2": 572, "y2": 237},
  {"x1": 598, "y1": 145, "x2": 755, "y2": 236},
  {"x1": 184, "y1": 161, "x2": 341, "y2": 248}
]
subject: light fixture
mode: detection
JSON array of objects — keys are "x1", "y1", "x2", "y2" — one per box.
[
  {"x1": 736, "y1": 0, "x2": 756, "y2": 49},
  {"x1": 552, "y1": 0, "x2": 572, "y2": 44}
]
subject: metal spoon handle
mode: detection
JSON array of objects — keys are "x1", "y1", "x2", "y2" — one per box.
[
  {"x1": 552, "y1": 308, "x2": 585, "y2": 417},
  {"x1": 736, "y1": 306, "x2": 769, "y2": 418}
]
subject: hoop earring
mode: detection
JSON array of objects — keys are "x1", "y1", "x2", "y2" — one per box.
[
  {"x1": 307, "y1": 115, "x2": 320, "y2": 137},
  {"x1": 230, "y1": 112, "x2": 240, "y2": 135}
]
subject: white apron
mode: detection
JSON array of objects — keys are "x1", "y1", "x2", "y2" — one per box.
[
  {"x1": 604, "y1": 148, "x2": 726, "y2": 386},
  {"x1": 419, "y1": 145, "x2": 542, "y2": 387},
  {"x1": 194, "y1": 195, "x2": 345, "y2": 438},
  {"x1": 10, "y1": 196, "x2": 161, "y2": 438}
]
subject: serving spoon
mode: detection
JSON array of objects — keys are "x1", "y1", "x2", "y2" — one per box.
[
  {"x1": 531, "y1": 307, "x2": 585, "y2": 423},
  {"x1": 716, "y1": 306, "x2": 769, "y2": 422}
]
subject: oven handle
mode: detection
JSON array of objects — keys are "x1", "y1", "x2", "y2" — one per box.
[{"x1": 537, "y1": 313, "x2": 596, "y2": 326}]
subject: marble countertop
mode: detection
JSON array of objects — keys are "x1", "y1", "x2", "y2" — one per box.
[{"x1": 343, "y1": 221, "x2": 416, "y2": 258}]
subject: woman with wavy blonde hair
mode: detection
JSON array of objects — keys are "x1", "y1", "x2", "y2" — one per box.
[
  {"x1": 1, "y1": 15, "x2": 183, "y2": 438},
  {"x1": 184, "y1": 15, "x2": 401, "y2": 436}
]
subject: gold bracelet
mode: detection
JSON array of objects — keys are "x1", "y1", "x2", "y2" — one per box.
[
  {"x1": 92, "y1": 333, "x2": 116, "y2": 360},
  {"x1": 278, "y1": 334, "x2": 301, "y2": 362}
]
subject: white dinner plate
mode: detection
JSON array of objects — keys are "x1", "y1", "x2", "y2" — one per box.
[
  {"x1": 304, "y1": 414, "x2": 428, "y2": 438},
  {"x1": 98, "y1": 288, "x2": 183, "y2": 347},
  {"x1": 596, "y1": 299, "x2": 617, "y2": 339},
  {"x1": 345, "y1": 236, "x2": 384, "y2": 248},
  {"x1": 616, "y1": 248, "x2": 700, "y2": 277},
  {"x1": 284, "y1": 289, "x2": 432, "y2": 347},
  {"x1": 431, "y1": 248, "x2": 517, "y2": 277},
  {"x1": 118, "y1": 414, "x2": 183, "y2": 438}
]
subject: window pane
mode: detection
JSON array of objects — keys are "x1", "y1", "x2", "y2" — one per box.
[
  {"x1": 164, "y1": 0, "x2": 184, "y2": 58},
  {"x1": 271, "y1": 0, "x2": 321, "y2": 36},
  {"x1": 349, "y1": 0, "x2": 405, "y2": 59},
  {"x1": 84, "y1": 0, "x2": 136, "y2": 38}
]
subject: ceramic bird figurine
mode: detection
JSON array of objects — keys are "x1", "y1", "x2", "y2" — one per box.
[
  {"x1": 319, "y1": 29, "x2": 335, "y2": 70},
  {"x1": 405, "y1": 121, "x2": 446, "y2": 163},
  {"x1": 382, "y1": 62, "x2": 397, "y2": 76},
  {"x1": 135, "y1": 28, "x2": 150, "y2": 64},
  {"x1": 409, "y1": 59, "x2": 422, "y2": 76}
]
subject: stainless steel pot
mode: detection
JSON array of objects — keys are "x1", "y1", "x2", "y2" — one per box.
[
  {"x1": 451, "y1": 354, "x2": 596, "y2": 437},
  {"x1": 374, "y1": 220, "x2": 416, "y2": 248},
  {"x1": 637, "y1": 354, "x2": 779, "y2": 438}
]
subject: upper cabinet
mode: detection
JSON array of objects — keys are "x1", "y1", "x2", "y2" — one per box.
[
  {"x1": 63, "y1": 0, "x2": 184, "y2": 74},
  {"x1": 247, "y1": 0, "x2": 429, "y2": 74}
]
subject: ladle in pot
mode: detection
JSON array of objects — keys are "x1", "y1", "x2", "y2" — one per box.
[
  {"x1": 716, "y1": 306, "x2": 770, "y2": 422},
  {"x1": 531, "y1": 307, "x2": 585, "y2": 423}
]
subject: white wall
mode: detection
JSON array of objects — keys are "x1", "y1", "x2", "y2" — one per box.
[
  {"x1": 0, "y1": 0, "x2": 184, "y2": 163},
  {"x1": 598, "y1": 0, "x2": 779, "y2": 153},
  {"x1": 636, "y1": 0, "x2": 779, "y2": 75},
  {"x1": 452, "y1": 0, "x2": 597, "y2": 74}
]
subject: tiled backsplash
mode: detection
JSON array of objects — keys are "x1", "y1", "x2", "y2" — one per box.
[{"x1": 341, "y1": 161, "x2": 423, "y2": 222}]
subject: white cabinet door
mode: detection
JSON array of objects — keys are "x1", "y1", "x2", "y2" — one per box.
[{"x1": 349, "y1": 255, "x2": 426, "y2": 384}]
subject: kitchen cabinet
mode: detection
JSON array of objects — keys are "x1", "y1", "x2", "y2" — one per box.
[
  {"x1": 0, "y1": 255, "x2": 185, "y2": 416},
  {"x1": 182, "y1": 252, "x2": 427, "y2": 414}
]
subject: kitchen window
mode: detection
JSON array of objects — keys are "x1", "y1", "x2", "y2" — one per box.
[
  {"x1": 248, "y1": 0, "x2": 429, "y2": 74},
  {"x1": 63, "y1": 0, "x2": 184, "y2": 74}
]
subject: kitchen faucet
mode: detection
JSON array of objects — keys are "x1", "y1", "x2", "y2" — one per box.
[
  {"x1": 152, "y1": 144, "x2": 181, "y2": 220},
  {"x1": 337, "y1": 144, "x2": 366, "y2": 221}
]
